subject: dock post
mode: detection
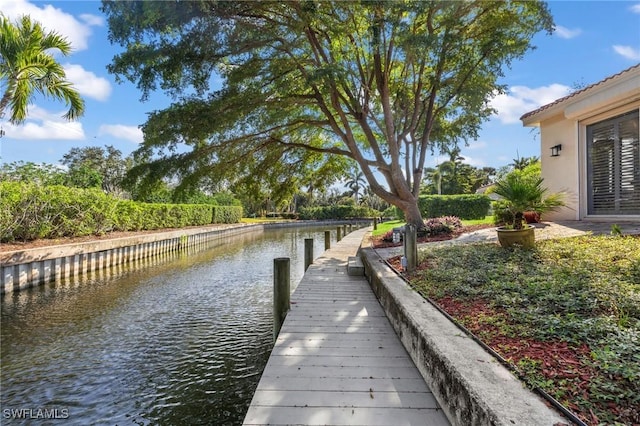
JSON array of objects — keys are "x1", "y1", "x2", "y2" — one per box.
[
  {"x1": 336, "y1": 226, "x2": 342, "y2": 242},
  {"x1": 404, "y1": 224, "x2": 417, "y2": 272},
  {"x1": 273, "y1": 257, "x2": 290, "y2": 341},
  {"x1": 324, "y1": 231, "x2": 331, "y2": 250},
  {"x1": 304, "y1": 238, "x2": 313, "y2": 271},
  {"x1": 373, "y1": 217, "x2": 378, "y2": 230}
]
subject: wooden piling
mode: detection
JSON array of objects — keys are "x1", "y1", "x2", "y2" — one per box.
[
  {"x1": 336, "y1": 226, "x2": 342, "y2": 242},
  {"x1": 273, "y1": 257, "x2": 290, "y2": 341},
  {"x1": 304, "y1": 238, "x2": 313, "y2": 271},
  {"x1": 324, "y1": 231, "x2": 331, "y2": 250}
]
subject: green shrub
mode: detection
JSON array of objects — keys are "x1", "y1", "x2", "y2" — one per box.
[
  {"x1": 298, "y1": 204, "x2": 379, "y2": 220},
  {"x1": 0, "y1": 181, "x2": 240, "y2": 242},
  {"x1": 212, "y1": 206, "x2": 243, "y2": 224},
  {"x1": 418, "y1": 194, "x2": 490, "y2": 220}
]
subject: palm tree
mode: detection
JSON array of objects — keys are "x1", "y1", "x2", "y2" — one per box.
[
  {"x1": 345, "y1": 169, "x2": 366, "y2": 203},
  {"x1": 492, "y1": 173, "x2": 564, "y2": 230},
  {"x1": 0, "y1": 14, "x2": 84, "y2": 124},
  {"x1": 423, "y1": 166, "x2": 443, "y2": 195},
  {"x1": 510, "y1": 156, "x2": 539, "y2": 171}
]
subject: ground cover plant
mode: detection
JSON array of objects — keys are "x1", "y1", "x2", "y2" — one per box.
[{"x1": 404, "y1": 235, "x2": 639, "y2": 425}]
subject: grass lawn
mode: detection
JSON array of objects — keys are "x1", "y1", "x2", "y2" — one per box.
[{"x1": 406, "y1": 235, "x2": 639, "y2": 425}]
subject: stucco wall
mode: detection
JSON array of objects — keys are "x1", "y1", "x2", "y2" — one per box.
[{"x1": 539, "y1": 116, "x2": 580, "y2": 220}]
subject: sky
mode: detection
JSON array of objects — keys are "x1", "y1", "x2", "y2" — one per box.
[{"x1": 1, "y1": 0, "x2": 639, "y2": 174}]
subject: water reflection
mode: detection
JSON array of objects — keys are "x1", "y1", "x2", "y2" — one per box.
[{"x1": 1, "y1": 226, "x2": 338, "y2": 425}]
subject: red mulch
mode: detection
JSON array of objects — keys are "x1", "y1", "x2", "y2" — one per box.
[
  {"x1": 383, "y1": 251, "x2": 638, "y2": 425},
  {"x1": 429, "y1": 297, "x2": 635, "y2": 425}
]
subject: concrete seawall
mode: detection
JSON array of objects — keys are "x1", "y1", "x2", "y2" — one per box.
[
  {"x1": 1, "y1": 220, "x2": 368, "y2": 295},
  {"x1": 360, "y1": 246, "x2": 568, "y2": 426}
]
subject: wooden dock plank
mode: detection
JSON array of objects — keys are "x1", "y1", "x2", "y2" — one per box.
[{"x1": 243, "y1": 228, "x2": 450, "y2": 426}]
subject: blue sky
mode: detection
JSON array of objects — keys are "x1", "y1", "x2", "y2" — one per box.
[{"x1": 1, "y1": 0, "x2": 639, "y2": 173}]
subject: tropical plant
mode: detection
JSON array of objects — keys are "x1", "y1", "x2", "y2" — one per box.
[
  {"x1": 344, "y1": 169, "x2": 367, "y2": 203},
  {"x1": 510, "y1": 156, "x2": 539, "y2": 171},
  {"x1": 102, "y1": 1, "x2": 554, "y2": 227},
  {"x1": 0, "y1": 14, "x2": 84, "y2": 124},
  {"x1": 492, "y1": 173, "x2": 564, "y2": 230}
]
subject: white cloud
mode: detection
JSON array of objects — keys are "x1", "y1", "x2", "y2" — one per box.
[
  {"x1": 554, "y1": 25, "x2": 582, "y2": 39},
  {"x1": 98, "y1": 124, "x2": 144, "y2": 144},
  {"x1": 613, "y1": 45, "x2": 640, "y2": 61},
  {"x1": 460, "y1": 155, "x2": 485, "y2": 167},
  {"x1": 631, "y1": 4, "x2": 640, "y2": 13},
  {"x1": 0, "y1": 0, "x2": 102, "y2": 51},
  {"x1": 490, "y1": 84, "x2": 572, "y2": 124},
  {"x1": 79, "y1": 13, "x2": 105, "y2": 27},
  {"x1": 467, "y1": 141, "x2": 487, "y2": 150},
  {"x1": 63, "y1": 64, "x2": 112, "y2": 101},
  {"x1": 2, "y1": 105, "x2": 85, "y2": 140}
]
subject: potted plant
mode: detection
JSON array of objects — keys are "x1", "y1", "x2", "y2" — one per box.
[{"x1": 492, "y1": 173, "x2": 564, "y2": 248}]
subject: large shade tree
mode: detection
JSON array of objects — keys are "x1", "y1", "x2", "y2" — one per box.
[
  {"x1": 103, "y1": 0, "x2": 553, "y2": 226},
  {"x1": 0, "y1": 14, "x2": 84, "y2": 124}
]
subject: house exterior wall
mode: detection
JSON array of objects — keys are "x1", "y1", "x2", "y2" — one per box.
[
  {"x1": 577, "y1": 101, "x2": 640, "y2": 220},
  {"x1": 537, "y1": 100, "x2": 640, "y2": 221},
  {"x1": 539, "y1": 116, "x2": 580, "y2": 220},
  {"x1": 523, "y1": 66, "x2": 640, "y2": 221}
]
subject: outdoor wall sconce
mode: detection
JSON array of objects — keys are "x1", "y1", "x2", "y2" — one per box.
[{"x1": 550, "y1": 144, "x2": 562, "y2": 157}]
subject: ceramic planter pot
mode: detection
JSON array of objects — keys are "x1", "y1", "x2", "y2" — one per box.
[
  {"x1": 523, "y1": 211, "x2": 541, "y2": 224},
  {"x1": 496, "y1": 225, "x2": 535, "y2": 249}
]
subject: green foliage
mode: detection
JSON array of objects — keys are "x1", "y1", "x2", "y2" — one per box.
[
  {"x1": 212, "y1": 206, "x2": 243, "y2": 224},
  {"x1": 381, "y1": 206, "x2": 402, "y2": 220},
  {"x1": 418, "y1": 194, "x2": 490, "y2": 220},
  {"x1": 0, "y1": 182, "x2": 239, "y2": 242},
  {"x1": 298, "y1": 205, "x2": 379, "y2": 220},
  {"x1": 0, "y1": 161, "x2": 67, "y2": 185},
  {"x1": 0, "y1": 14, "x2": 84, "y2": 124},
  {"x1": 492, "y1": 199, "x2": 513, "y2": 226},
  {"x1": 1, "y1": 160, "x2": 103, "y2": 190},
  {"x1": 492, "y1": 168, "x2": 564, "y2": 230},
  {"x1": 61, "y1": 145, "x2": 130, "y2": 194},
  {"x1": 411, "y1": 236, "x2": 640, "y2": 423},
  {"x1": 0, "y1": 182, "x2": 116, "y2": 240},
  {"x1": 422, "y1": 147, "x2": 497, "y2": 195},
  {"x1": 102, "y1": 0, "x2": 554, "y2": 226},
  {"x1": 611, "y1": 224, "x2": 623, "y2": 237}
]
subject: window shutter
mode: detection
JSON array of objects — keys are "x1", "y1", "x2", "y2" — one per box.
[
  {"x1": 619, "y1": 117, "x2": 640, "y2": 213},
  {"x1": 587, "y1": 110, "x2": 639, "y2": 215}
]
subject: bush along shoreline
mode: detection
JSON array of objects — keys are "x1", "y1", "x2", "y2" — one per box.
[{"x1": 0, "y1": 182, "x2": 242, "y2": 243}]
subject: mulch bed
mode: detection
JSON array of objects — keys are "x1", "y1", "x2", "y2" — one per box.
[{"x1": 380, "y1": 235, "x2": 638, "y2": 425}]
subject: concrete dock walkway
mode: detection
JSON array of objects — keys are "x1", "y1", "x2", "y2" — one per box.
[{"x1": 243, "y1": 228, "x2": 449, "y2": 426}]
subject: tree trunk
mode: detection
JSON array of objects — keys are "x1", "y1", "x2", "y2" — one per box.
[
  {"x1": 402, "y1": 199, "x2": 423, "y2": 229},
  {"x1": 0, "y1": 89, "x2": 13, "y2": 120}
]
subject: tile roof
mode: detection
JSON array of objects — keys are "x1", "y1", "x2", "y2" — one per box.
[{"x1": 519, "y1": 63, "x2": 640, "y2": 121}]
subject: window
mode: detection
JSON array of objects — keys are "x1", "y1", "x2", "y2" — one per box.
[{"x1": 587, "y1": 110, "x2": 640, "y2": 215}]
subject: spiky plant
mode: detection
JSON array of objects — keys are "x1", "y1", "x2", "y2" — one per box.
[{"x1": 493, "y1": 173, "x2": 564, "y2": 230}]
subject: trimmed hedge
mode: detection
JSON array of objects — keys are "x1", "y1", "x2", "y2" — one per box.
[
  {"x1": 212, "y1": 206, "x2": 243, "y2": 224},
  {"x1": 418, "y1": 194, "x2": 490, "y2": 220},
  {"x1": 0, "y1": 182, "x2": 241, "y2": 242},
  {"x1": 298, "y1": 204, "x2": 379, "y2": 220}
]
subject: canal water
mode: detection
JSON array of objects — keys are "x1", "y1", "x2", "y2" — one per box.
[{"x1": 1, "y1": 225, "x2": 340, "y2": 425}]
